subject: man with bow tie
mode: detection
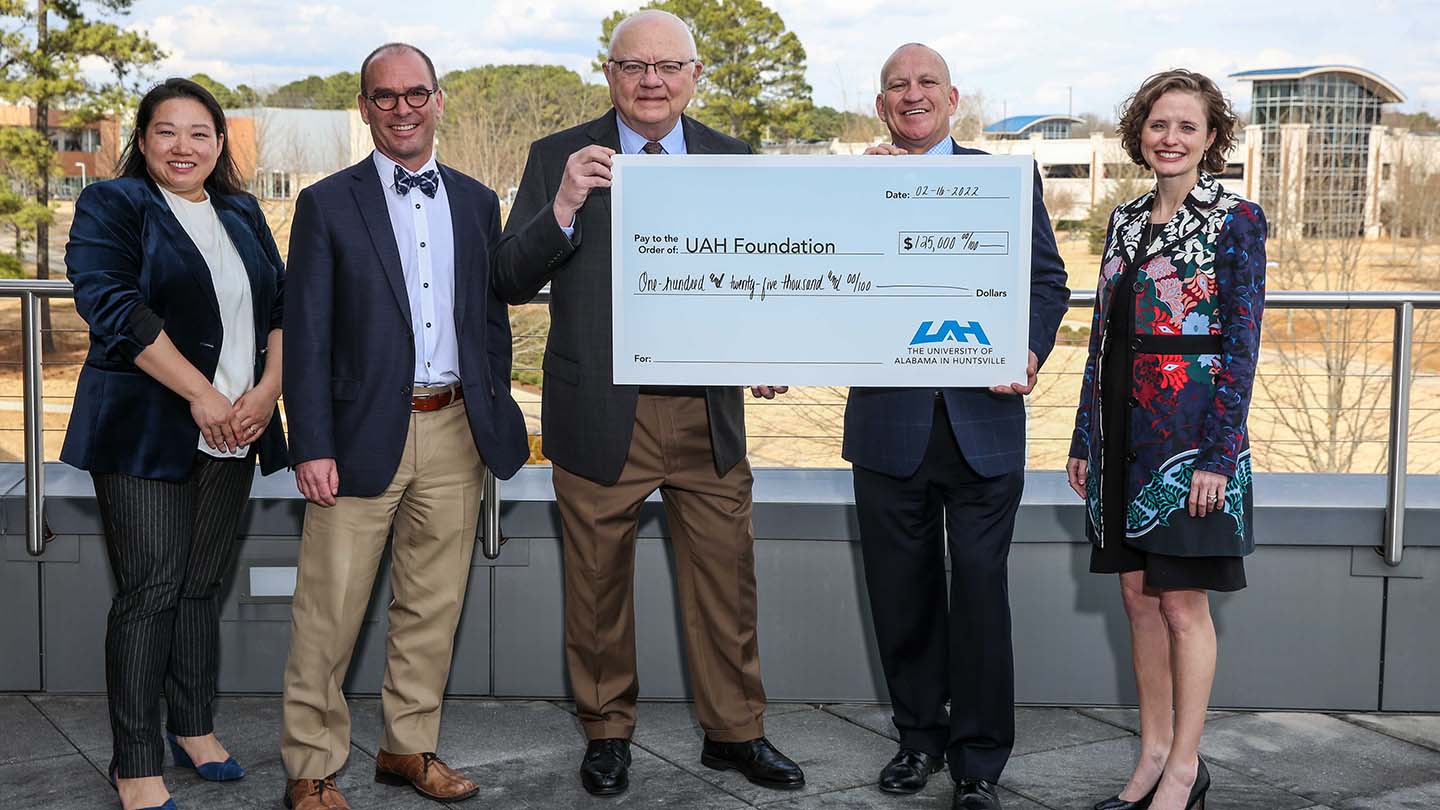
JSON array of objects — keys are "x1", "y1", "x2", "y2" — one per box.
[{"x1": 278, "y1": 42, "x2": 528, "y2": 810}]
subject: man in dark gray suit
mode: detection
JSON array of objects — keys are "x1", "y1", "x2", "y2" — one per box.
[{"x1": 493, "y1": 9, "x2": 802, "y2": 799}]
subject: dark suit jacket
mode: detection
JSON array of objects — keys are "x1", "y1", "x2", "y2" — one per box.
[
  {"x1": 493, "y1": 111, "x2": 751, "y2": 485},
  {"x1": 283, "y1": 158, "x2": 528, "y2": 497},
  {"x1": 62, "y1": 177, "x2": 288, "y2": 482},
  {"x1": 843, "y1": 141, "x2": 1070, "y2": 479}
]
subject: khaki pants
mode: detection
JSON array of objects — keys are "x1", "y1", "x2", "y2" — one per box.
[
  {"x1": 280, "y1": 401, "x2": 485, "y2": 779},
  {"x1": 553, "y1": 394, "x2": 767, "y2": 742}
]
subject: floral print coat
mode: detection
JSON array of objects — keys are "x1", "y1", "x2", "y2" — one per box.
[{"x1": 1069, "y1": 173, "x2": 1267, "y2": 557}]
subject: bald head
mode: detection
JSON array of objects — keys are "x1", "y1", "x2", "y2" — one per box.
[
  {"x1": 875, "y1": 42, "x2": 959, "y2": 153},
  {"x1": 360, "y1": 42, "x2": 438, "y2": 95},
  {"x1": 880, "y1": 43, "x2": 951, "y2": 88},
  {"x1": 608, "y1": 9, "x2": 698, "y2": 60}
]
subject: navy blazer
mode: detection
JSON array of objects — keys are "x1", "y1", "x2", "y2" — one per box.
[
  {"x1": 843, "y1": 142, "x2": 1070, "y2": 479},
  {"x1": 283, "y1": 158, "x2": 529, "y2": 497},
  {"x1": 62, "y1": 176, "x2": 288, "y2": 481}
]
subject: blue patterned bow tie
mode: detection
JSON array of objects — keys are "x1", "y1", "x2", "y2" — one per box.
[{"x1": 393, "y1": 165, "x2": 438, "y2": 198}]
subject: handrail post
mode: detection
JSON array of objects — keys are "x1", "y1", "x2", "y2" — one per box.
[
  {"x1": 482, "y1": 469, "x2": 501, "y2": 560},
  {"x1": 22, "y1": 291, "x2": 46, "y2": 556},
  {"x1": 1384, "y1": 302, "x2": 1415, "y2": 567}
]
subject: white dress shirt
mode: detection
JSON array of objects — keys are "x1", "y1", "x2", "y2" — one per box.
[
  {"x1": 372, "y1": 150, "x2": 460, "y2": 386},
  {"x1": 159, "y1": 186, "x2": 256, "y2": 459}
]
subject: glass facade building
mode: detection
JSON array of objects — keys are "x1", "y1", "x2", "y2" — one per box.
[
  {"x1": 984, "y1": 114, "x2": 1083, "y2": 141},
  {"x1": 1233, "y1": 67, "x2": 1405, "y2": 236}
]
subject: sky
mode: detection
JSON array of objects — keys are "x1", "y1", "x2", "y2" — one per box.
[{"x1": 121, "y1": 0, "x2": 1440, "y2": 120}]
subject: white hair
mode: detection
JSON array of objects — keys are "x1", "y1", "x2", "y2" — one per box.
[{"x1": 608, "y1": 9, "x2": 699, "y2": 60}]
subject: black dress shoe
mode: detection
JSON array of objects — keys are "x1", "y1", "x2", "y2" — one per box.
[
  {"x1": 700, "y1": 737, "x2": 805, "y2": 790},
  {"x1": 953, "y1": 778, "x2": 1003, "y2": 810},
  {"x1": 879, "y1": 748, "x2": 944, "y2": 794},
  {"x1": 579, "y1": 738, "x2": 631, "y2": 796}
]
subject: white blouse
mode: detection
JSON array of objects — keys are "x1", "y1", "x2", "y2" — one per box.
[{"x1": 159, "y1": 187, "x2": 256, "y2": 459}]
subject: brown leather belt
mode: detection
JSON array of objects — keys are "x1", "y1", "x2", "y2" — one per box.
[{"x1": 412, "y1": 384, "x2": 463, "y2": 412}]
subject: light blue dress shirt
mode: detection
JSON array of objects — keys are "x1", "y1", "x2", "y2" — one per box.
[
  {"x1": 561, "y1": 114, "x2": 688, "y2": 238},
  {"x1": 924, "y1": 136, "x2": 955, "y2": 156},
  {"x1": 616, "y1": 115, "x2": 687, "y2": 157},
  {"x1": 372, "y1": 150, "x2": 460, "y2": 386}
]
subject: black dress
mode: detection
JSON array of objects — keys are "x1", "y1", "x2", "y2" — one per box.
[{"x1": 1089, "y1": 223, "x2": 1247, "y2": 592}]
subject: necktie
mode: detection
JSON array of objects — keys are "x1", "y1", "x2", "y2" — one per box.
[
  {"x1": 641, "y1": 141, "x2": 665, "y2": 154},
  {"x1": 393, "y1": 165, "x2": 439, "y2": 197}
]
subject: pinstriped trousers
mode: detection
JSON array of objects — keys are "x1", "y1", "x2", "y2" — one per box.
[{"x1": 92, "y1": 452, "x2": 255, "y2": 778}]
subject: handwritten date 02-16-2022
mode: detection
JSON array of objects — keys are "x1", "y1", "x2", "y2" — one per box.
[{"x1": 884, "y1": 185, "x2": 982, "y2": 199}]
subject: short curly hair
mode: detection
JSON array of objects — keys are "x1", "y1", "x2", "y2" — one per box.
[{"x1": 1117, "y1": 69, "x2": 1237, "y2": 175}]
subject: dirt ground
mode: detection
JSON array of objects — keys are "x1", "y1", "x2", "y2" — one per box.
[{"x1": 3, "y1": 204, "x2": 1438, "y2": 474}]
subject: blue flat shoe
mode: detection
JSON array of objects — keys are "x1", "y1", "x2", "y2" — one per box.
[{"x1": 166, "y1": 732, "x2": 245, "y2": 781}]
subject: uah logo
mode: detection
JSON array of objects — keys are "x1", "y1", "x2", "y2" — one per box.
[{"x1": 910, "y1": 320, "x2": 991, "y2": 346}]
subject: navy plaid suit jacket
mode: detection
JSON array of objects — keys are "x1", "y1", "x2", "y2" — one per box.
[{"x1": 842, "y1": 142, "x2": 1069, "y2": 479}]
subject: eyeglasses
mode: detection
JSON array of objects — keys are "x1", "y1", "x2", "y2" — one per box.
[
  {"x1": 606, "y1": 59, "x2": 697, "y2": 79},
  {"x1": 365, "y1": 87, "x2": 439, "y2": 111}
]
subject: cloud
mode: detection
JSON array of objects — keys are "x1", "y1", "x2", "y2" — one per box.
[
  {"x1": 115, "y1": 0, "x2": 1440, "y2": 119},
  {"x1": 133, "y1": 0, "x2": 619, "y2": 87}
]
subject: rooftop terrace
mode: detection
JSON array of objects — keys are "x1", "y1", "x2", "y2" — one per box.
[{"x1": 6, "y1": 696, "x2": 1439, "y2": 809}]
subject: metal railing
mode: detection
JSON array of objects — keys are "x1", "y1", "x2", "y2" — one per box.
[
  {"x1": 8, "y1": 282, "x2": 1440, "y2": 566},
  {"x1": 0, "y1": 278, "x2": 513, "y2": 559},
  {"x1": 1060, "y1": 289, "x2": 1440, "y2": 567},
  {"x1": 4, "y1": 279, "x2": 71, "y2": 561}
]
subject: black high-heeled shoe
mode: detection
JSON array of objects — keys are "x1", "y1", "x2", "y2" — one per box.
[
  {"x1": 1092, "y1": 779, "x2": 1158, "y2": 810},
  {"x1": 1184, "y1": 757, "x2": 1211, "y2": 810}
]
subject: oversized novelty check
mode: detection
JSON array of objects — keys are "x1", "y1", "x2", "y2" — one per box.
[{"x1": 611, "y1": 155, "x2": 1034, "y2": 386}]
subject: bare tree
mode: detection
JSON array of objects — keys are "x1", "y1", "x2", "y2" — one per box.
[
  {"x1": 438, "y1": 68, "x2": 608, "y2": 203},
  {"x1": 236, "y1": 107, "x2": 353, "y2": 255},
  {"x1": 1384, "y1": 146, "x2": 1440, "y2": 275},
  {"x1": 1042, "y1": 181, "x2": 1079, "y2": 224},
  {"x1": 1083, "y1": 156, "x2": 1150, "y2": 253},
  {"x1": 950, "y1": 90, "x2": 987, "y2": 142},
  {"x1": 1070, "y1": 112, "x2": 1116, "y2": 139},
  {"x1": 1257, "y1": 147, "x2": 1440, "y2": 474}
]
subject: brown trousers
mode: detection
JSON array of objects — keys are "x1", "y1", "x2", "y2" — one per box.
[
  {"x1": 552, "y1": 394, "x2": 767, "y2": 742},
  {"x1": 280, "y1": 401, "x2": 485, "y2": 779}
]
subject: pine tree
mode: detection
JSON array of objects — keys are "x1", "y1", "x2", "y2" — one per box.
[
  {"x1": 0, "y1": 0, "x2": 163, "y2": 345},
  {"x1": 597, "y1": 0, "x2": 814, "y2": 145}
]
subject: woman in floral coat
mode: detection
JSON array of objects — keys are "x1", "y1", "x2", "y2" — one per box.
[{"x1": 1067, "y1": 70, "x2": 1266, "y2": 810}]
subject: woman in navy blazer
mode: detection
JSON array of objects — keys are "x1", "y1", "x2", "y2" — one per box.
[{"x1": 63, "y1": 78, "x2": 287, "y2": 810}]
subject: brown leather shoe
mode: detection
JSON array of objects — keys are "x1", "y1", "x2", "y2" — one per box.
[
  {"x1": 283, "y1": 776, "x2": 350, "y2": 810},
  {"x1": 374, "y1": 750, "x2": 479, "y2": 802}
]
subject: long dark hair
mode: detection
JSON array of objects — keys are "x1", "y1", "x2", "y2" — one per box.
[{"x1": 117, "y1": 78, "x2": 247, "y2": 197}]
